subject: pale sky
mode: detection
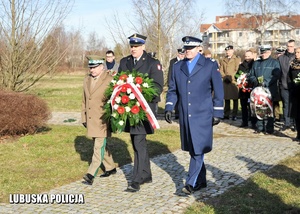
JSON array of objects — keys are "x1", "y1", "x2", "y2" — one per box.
[{"x1": 63, "y1": 0, "x2": 226, "y2": 48}]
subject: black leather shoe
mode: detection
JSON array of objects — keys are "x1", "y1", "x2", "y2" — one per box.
[
  {"x1": 193, "y1": 182, "x2": 207, "y2": 191},
  {"x1": 182, "y1": 183, "x2": 207, "y2": 194},
  {"x1": 265, "y1": 130, "x2": 274, "y2": 135},
  {"x1": 232, "y1": 116, "x2": 237, "y2": 121},
  {"x1": 240, "y1": 123, "x2": 248, "y2": 128},
  {"x1": 182, "y1": 185, "x2": 194, "y2": 194},
  {"x1": 125, "y1": 182, "x2": 140, "y2": 192},
  {"x1": 254, "y1": 130, "x2": 262, "y2": 134},
  {"x1": 223, "y1": 116, "x2": 229, "y2": 120},
  {"x1": 82, "y1": 173, "x2": 94, "y2": 185},
  {"x1": 140, "y1": 177, "x2": 152, "y2": 185},
  {"x1": 100, "y1": 168, "x2": 117, "y2": 177},
  {"x1": 280, "y1": 125, "x2": 290, "y2": 131}
]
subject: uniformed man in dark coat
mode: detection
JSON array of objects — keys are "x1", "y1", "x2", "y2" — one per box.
[
  {"x1": 248, "y1": 45, "x2": 281, "y2": 134},
  {"x1": 118, "y1": 33, "x2": 164, "y2": 192},
  {"x1": 165, "y1": 36, "x2": 224, "y2": 194},
  {"x1": 167, "y1": 48, "x2": 186, "y2": 118}
]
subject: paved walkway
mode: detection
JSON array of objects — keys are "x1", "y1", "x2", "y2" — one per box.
[{"x1": 0, "y1": 112, "x2": 299, "y2": 213}]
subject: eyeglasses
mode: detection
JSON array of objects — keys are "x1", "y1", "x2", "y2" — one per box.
[{"x1": 106, "y1": 55, "x2": 114, "y2": 58}]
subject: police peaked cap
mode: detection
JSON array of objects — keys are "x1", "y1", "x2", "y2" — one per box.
[
  {"x1": 182, "y1": 36, "x2": 202, "y2": 47},
  {"x1": 128, "y1": 33, "x2": 147, "y2": 46}
]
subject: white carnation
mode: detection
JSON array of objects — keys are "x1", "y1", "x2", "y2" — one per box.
[
  {"x1": 127, "y1": 88, "x2": 132, "y2": 94},
  {"x1": 119, "y1": 120, "x2": 124, "y2": 126},
  {"x1": 112, "y1": 113, "x2": 117, "y2": 118},
  {"x1": 142, "y1": 83, "x2": 149, "y2": 88},
  {"x1": 115, "y1": 96, "x2": 121, "y2": 103},
  {"x1": 113, "y1": 104, "x2": 119, "y2": 110},
  {"x1": 111, "y1": 80, "x2": 116, "y2": 84},
  {"x1": 125, "y1": 106, "x2": 131, "y2": 112},
  {"x1": 127, "y1": 75, "x2": 134, "y2": 83},
  {"x1": 136, "y1": 101, "x2": 140, "y2": 106},
  {"x1": 129, "y1": 93, "x2": 135, "y2": 99},
  {"x1": 117, "y1": 80, "x2": 124, "y2": 85}
]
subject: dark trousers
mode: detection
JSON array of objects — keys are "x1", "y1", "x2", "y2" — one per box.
[
  {"x1": 240, "y1": 98, "x2": 249, "y2": 125},
  {"x1": 224, "y1": 99, "x2": 238, "y2": 118},
  {"x1": 130, "y1": 134, "x2": 152, "y2": 183},
  {"x1": 186, "y1": 154, "x2": 206, "y2": 187},
  {"x1": 240, "y1": 98, "x2": 257, "y2": 126},
  {"x1": 257, "y1": 117, "x2": 274, "y2": 133},
  {"x1": 281, "y1": 89, "x2": 291, "y2": 126}
]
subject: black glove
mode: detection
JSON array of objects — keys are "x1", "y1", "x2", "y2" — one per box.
[
  {"x1": 82, "y1": 122, "x2": 87, "y2": 128},
  {"x1": 165, "y1": 111, "x2": 172, "y2": 124},
  {"x1": 212, "y1": 117, "x2": 220, "y2": 126}
]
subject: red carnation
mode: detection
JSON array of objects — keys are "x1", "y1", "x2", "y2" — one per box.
[
  {"x1": 131, "y1": 105, "x2": 140, "y2": 114},
  {"x1": 121, "y1": 85, "x2": 128, "y2": 92},
  {"x1": 121, "y1": 95, "x2": 129, "y2": 104},
  {"x1": 117, "y1": 106, "x2": 125, "y2": 114},
  {"x1": 135, "y1": 77, "x2": 143, "y2": 84},
  {"x1": 119, "y1": 74, "x2": 128, "y2": 81}
]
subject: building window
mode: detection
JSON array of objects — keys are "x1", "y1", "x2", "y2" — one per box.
[{"x1": 239, "y1": 32, "x2": 243, "y2": 37}]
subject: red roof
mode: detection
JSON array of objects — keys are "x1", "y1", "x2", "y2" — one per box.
[{"x1": 200, "y1": 13, "x2": 300, "y2": 33}]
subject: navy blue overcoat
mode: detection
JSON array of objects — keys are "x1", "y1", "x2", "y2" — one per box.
[{"x1": 165, "y1": 54, "x2": 224, "y2": 155}]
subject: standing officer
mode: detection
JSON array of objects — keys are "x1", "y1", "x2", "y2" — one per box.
[
  {"x1": 167, "y1": 48, "x2": 186, "y2": 119},
  {"x1": 278, "y1": 39, "x2": 295, "y2": 131},
  {"x1": 220, "y1": 45, "x2": 241, "y2": 120},
  {"x1": 81, "y1": 55, "x2": 117, "y2": 185},
  {"x1": 248, "y1": 45, "x2": 281, "y2": 134},
  {"x1": 118, "y1": 33, "x2": 164, "y2": 192},
  {"x1": 167, "y1": 48, "x2": 185, "y2": 84},
  {"x1": 165, "y1": 36, "x2": 224, "y2": 194}
]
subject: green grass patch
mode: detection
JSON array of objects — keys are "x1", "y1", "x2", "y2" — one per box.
[
  {"x1": 0, "y1": 125, "x2": 180, "y2": 203},
  {"x1": 27, "y1": 73, "x2": 85, "y2": 111},
  {"x1": 185, "y1": 153, "x2": 300, "y2": 214}
]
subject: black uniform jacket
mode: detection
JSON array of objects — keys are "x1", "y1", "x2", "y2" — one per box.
[{"x1": 118, "y1": 51, "x2": 164, "y2": 134}]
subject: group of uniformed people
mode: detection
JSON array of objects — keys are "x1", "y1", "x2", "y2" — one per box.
[
  {"x1": 80, "y1": 33, "x2": 225, "y2": 195},
  {"x1": 80, "y1": 30, "x2": 300, "y2": 196}
]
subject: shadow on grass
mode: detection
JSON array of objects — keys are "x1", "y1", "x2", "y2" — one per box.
[
  {"x1": 74, "y1": 136, "x2": 93, "y2": 164},
  {"x1": 74, "y1": 136, "x2": 131, "y2": 168},
  {"x1": 194, "y1": 155, "x2": 300, "y2": 214}
]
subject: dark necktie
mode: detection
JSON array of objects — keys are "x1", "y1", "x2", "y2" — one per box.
[{"x1": 134, "y1": 58, "x2": 137, "y2": 66}]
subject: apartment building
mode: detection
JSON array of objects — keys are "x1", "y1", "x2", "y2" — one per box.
[{"x1": 200, "y1": 13, "x2": 300, "y2": 57}]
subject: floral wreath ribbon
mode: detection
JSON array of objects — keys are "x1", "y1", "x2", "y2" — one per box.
[
  {"x1": 110, "y1": 83, "x2": 160, "y2": 129},
  {"x1": 252, "y1": 88, "x2": 273, "y2": 120}
]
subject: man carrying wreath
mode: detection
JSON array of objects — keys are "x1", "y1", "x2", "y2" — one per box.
[{"x1": 118, "y1": 33, "x2": 164, "y2": 192}]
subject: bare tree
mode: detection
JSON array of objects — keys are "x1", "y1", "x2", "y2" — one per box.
[
  {"x1": 224, "y1": 0, "x2": 300, "y2": 44},
  {"x1": 0, "y1": 0, "x2": 74, "y2": 92},
  {"x1": 86, "y1": 31, "x2": 108, "y2": 55},
  {"x1": 105, "y1": 0, "x2": 205, "y2": 85},
  {"x1": 65, "y1": 30, "x2": 85, "y2": 71}
]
